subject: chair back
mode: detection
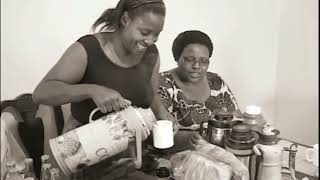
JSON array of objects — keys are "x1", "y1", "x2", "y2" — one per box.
[{"x1": 1, "y1": 93, "x2": 43, "y2": 178}]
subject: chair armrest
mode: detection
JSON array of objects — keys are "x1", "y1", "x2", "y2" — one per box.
[{"x1": 36, "y1": 105, "x2": 58, "y2": 155}]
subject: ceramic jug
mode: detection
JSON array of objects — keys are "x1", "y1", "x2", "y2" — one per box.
[{"x1": 253, "y1": 126, "x2": 282, "y2": 180}]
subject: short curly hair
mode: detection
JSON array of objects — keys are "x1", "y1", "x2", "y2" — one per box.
[{"x1": 172, "y1": 30, "x2": 213, "y2": 61}]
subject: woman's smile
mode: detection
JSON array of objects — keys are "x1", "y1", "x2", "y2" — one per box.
[{"x1": 136, "y1": 41, "x2": 148, "y2": 51}]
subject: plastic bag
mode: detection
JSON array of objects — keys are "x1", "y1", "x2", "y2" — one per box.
[
  {"x1": 170, "y1": 150, "x2": 232, "y2": 180},
  {"x1": 195, "y1": 142, "x2": 250, "y2": 180},
  {"x1": 170, "y1": 141, "x2": 250, "y2": 180}
]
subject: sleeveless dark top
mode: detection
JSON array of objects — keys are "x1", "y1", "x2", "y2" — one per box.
[{"x1": 71, "y1": 35, "x2": 158, "y2": 123}]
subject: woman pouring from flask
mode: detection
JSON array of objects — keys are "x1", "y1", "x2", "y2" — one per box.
[
  {"x1": 33, "y1": 0, "x2": 177, "y2": 179},
  {"x1": 33, "y1": 0, "x2": 177, "y2": 137}
]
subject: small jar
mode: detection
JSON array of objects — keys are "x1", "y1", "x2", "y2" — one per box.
[{"x1": 242, "y1": 105, "x2": 266, "y2": 132}]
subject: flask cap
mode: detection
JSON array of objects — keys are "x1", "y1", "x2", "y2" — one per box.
[
  {"x1": 245, "y1": 105, "x2": 261, "y2": 115},
  {"x1": 213, "y1": 111, "x2": 234, "y2": 121},
  {"x1": 258, "y1": 129, "x2": 280, "y2": 145},
  {"x1": 226, "y1": 124, "x2": 259, "y2": 150}
]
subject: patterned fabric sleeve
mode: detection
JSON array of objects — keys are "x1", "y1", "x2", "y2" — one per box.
[
  {"x1": 205, "y1": 72, "x2": 239, "y2": 113},
  {"x1": 224, "y1": 82, "x2": 240, "y2": 111},
  {"x1": 157, "y1": 72, "x2": 175, "y2": 115}
]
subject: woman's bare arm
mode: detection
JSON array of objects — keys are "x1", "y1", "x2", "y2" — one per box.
[
  {"x1": 149, "y1": 55, "x2": 179, "y2": 133},
  {"x1": 33, "y1": 42, "x2": 95, "y2": 106}
]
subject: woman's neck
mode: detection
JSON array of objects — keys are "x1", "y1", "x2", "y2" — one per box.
[
  {"x1": 103, "y1": 32, "x2": 142, "y2": 67},
  {"x1": 110, "y1": 31, "x2": 130, "y2": 57}
]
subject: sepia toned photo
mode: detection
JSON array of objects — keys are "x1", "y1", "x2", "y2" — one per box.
[{"x1": 1, "y1": 0, "x2": 318, "y2": 179}]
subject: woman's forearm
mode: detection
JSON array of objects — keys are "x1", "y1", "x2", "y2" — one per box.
[
  {"x1": 150, "y1": 94, "x2": 174, "y2": 121},
  {"x1": 33, "y1": 80, "x2": 96, "y2": 106},
  {"x1": 150, "y1": 94, "x2": 180, "y2": 134}
]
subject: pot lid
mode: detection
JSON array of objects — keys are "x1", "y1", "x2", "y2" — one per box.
[
  {"x1": 232, "y1": 124, "x2": 251, "y2": 133},
  {"x1": 213, "y1": 110, "x2": 234, "y2": 121}
]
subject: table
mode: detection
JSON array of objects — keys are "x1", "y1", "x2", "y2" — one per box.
[
  {"x1": 278, "y1": 139, "x2": 318, "y2": 180},
  {"x1": 46, "y1": 137, "x2": 319, "y2": 180},
  {"x1": 140, "y1": 139, "x2": 319, "y2": 180}
]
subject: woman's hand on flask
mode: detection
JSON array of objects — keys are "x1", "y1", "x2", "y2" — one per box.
[{"x1": 90, "y1": 85, "x2": 132, "y2": 113}]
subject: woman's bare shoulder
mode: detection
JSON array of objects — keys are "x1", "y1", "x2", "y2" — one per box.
[{"x1": 92, "y1": 32, "x2": 113, "y2": 45}]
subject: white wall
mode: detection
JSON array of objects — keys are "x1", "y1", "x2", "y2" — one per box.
[
  {"x1": 1, "y1": 0, "x2": 318, "y2": 145},
  {"x1": 159, "y1": 1, "x2": 281, "y2": 125},
  {"x1": 275, "y1": 0, "x2": 318, "y2": 145}
]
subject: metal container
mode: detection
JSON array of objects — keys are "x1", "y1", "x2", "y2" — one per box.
[
  {"x1": 253, "y1": 128, "x2": 283, "y2": 180},
  {"x1": 225, "y1": 124, "x2": 259, "y2": 180},
  {"x1": 242, "y1": 105, "x2": 266, "y2": 132},
  {"x1": 207, "y1": 111, "x2": 240, "y2": 148}
]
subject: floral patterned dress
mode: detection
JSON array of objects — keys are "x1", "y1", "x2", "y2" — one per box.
[{"x1": 158, "y1": 71, "x2": 239, "y2": 131}]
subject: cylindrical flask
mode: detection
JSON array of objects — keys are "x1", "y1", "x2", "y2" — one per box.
[
  {"x1": 23, "y1": 158, "x2": 37, "y2": 180},
  {"x1": 253, "y1": 127, "x2": 282, "y2": 180},
  {"x1": 40, "y1": 155, "x2": 50, "y2": 165},
  {"x1": 40, "y1": 163, "x2": 51, "y2": 180},
  {"x1": 40, "y1": 155, "x2": 50, "y2": 180},
  {"x1": 49, "y1": 106, "x2": 156, "y2": 175},
  {"x1": 225, "y1": 124, "x2": 259, "y2": 180},
  {"x1": 207, "y1": 111, "x2": 238, "y2": 148},
  {"x1": 49, "y1": 168, "x2": 60, "y2": 180},
  {"x1": 242, "y1": 105, "x2": 266, "y2": 132},
  {"x1": 4, "y1": 161, "x2": 23, "y2": 180}
]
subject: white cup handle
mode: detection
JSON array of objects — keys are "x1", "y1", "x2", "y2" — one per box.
[
  {"x1": 89, "y1": 107, "x2": 100, "y2": 123},
  {"x1": 306, "y1": 148, "x2": 314, "y2": 162}
]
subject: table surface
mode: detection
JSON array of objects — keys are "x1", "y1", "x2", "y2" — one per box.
[
  {"x1": 45, "y1": 138, "x2": 319, "y2": 180},
  {"x1": 278, "y1": 139, "x2": 318, "y2": 180},
  {"x1": 120, "y1": 139, "x2": 319, "y2": 180},
  {"x1": 5, "y1": 128, "x2": 316, "y2": 180}
]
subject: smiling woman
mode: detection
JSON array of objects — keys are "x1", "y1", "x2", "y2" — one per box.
[{"x1": 32, "y1": 0, "x2": 177, "y2": 179}]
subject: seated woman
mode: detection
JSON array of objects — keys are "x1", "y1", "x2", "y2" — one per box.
[{"x1": 158, "y1": 30, "x2": 241, "y2": 152}]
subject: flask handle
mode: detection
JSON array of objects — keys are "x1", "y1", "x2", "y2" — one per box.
[
  {"x1": 89, "y1": 108, "x2": 101, "y2": 123},
  {"x1": 130, "y1": 130, "x2": 142, "y2": 169}
]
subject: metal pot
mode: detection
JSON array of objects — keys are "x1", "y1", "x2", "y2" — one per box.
[
  {"x1": 207, "y1": 111, "x2": 241, "y2": 148},
  {"x1": 225, "y1": 124, "x2": 259, "y2": 180}
]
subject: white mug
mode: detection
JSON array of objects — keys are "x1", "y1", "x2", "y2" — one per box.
[
  {"x1": 306, "y1": 144, "x2": 319, "y2": 167},
  {"x1": 152, "y1": 120, "x2": 174, "y2": 149}
]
